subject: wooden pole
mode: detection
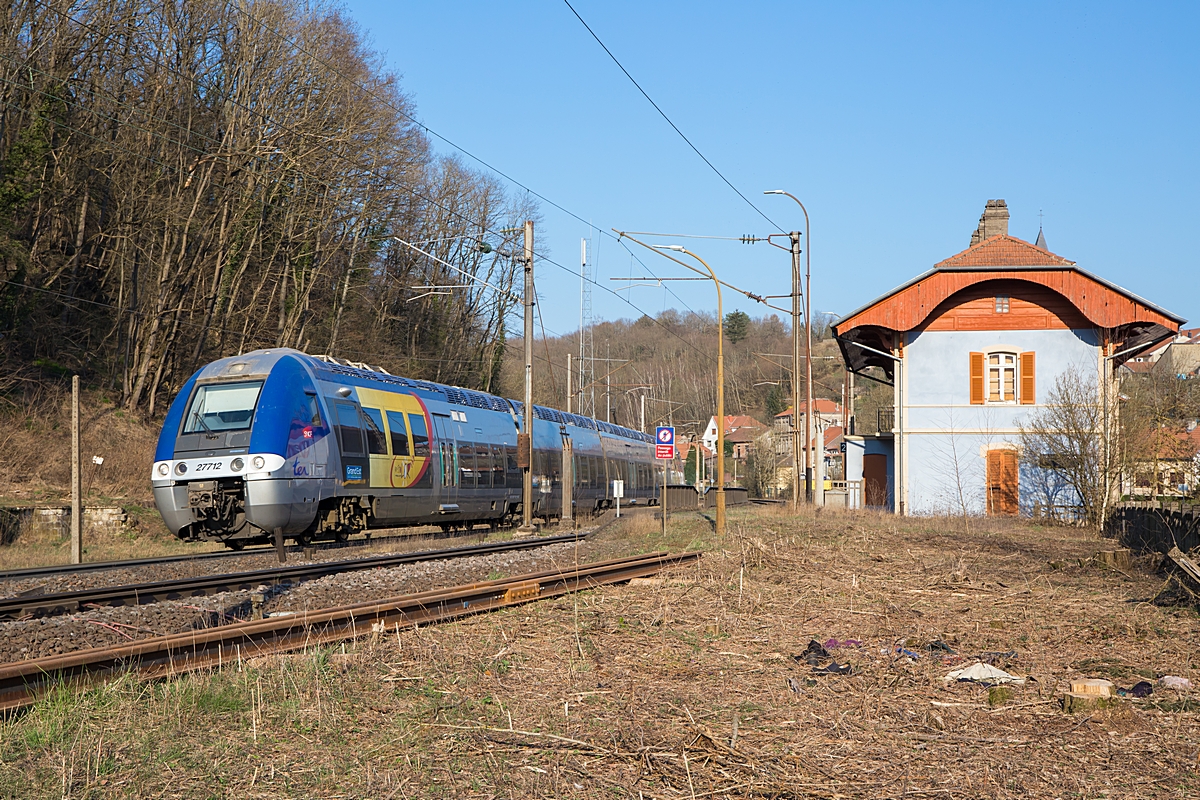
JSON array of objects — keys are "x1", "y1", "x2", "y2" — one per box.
[{"x1": 71, "y1": 375, "x2": 82, "y2": 564}]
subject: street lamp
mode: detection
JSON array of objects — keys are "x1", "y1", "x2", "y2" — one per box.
[
  {"x1": 651, "y1": 244, "x2": 726, "y2": 536},
  {"x1": 764, "y1": 190, "x2": 821, "y2": 507}
]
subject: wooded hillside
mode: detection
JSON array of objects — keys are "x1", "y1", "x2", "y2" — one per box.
[{"x1": 1, "y1": 0, "x2": 531, "y2": 414}]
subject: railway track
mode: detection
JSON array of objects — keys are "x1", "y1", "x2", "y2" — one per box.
[
  {"x1": 0, "y1": 532, "x2": 590, "y2": 620},
  {"x1": 0, "y1": 526, "x2": 492, "y2": 582},
  {"x1": 0, "y1": 550, "x2": 700, "y2": 712}
]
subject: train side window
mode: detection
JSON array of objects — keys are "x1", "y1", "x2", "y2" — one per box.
[
  {"x1": 361, "y1": 407, "x2": 388, "y2": 455},
  {"x1": 335, "y1": 402, "x2": 365, "y2": 456},
  {"x1": 476, "y1": 443, "x2": 493, "y2": 488},
  {"x1": 458, "y1": 442, "x2": 476, "y2": 488},
  {"x1": 490, "y1": 444, "x2": 505, "y2": 486},
  {"x1": 407, "y1": 414, "x2": 430, "y2": 457},
  {"x1": 505, "y1": 445, "x2": 519, "y2": 487},
  {"x1": 386, "y1": 411, "x2": 410, "y2": 456}
]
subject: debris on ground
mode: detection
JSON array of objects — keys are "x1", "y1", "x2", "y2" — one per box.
[
  {"x1": 823, "y1": 637, "x2": 862, "y2": 649},
  {"x1": 942, "y1": 661, "x2": 1026, "y2": 685},
  {"x1": 1119, "y1": 681, "x2": 1154, "y2": 698},
  {"x1": 1160, "y1": 675, "x2": 1194, "y2": 690},
  {"x1": 795, "y1": 639, "x2": 831, "y2": 666}
]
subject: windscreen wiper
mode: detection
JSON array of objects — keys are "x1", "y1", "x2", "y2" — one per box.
[{"x1": 192, "y1": 411, "x2": 219, "y2": 439}]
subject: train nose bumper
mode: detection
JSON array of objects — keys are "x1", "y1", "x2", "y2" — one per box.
[
  {"x1": 151, "y1": 484, "x2": 194, "y2": 536},
  {"x1": 243, "y1": 478, "x2": 295, "y2": 532}
]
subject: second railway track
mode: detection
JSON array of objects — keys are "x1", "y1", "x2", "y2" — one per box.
[{"x1": 0, "y1": 532, "x2": 590, "y2": 620}]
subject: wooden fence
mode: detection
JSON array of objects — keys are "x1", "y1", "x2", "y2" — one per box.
[{"x1": 1108, "y1": 503, "x2": 1200, "y2": 554}]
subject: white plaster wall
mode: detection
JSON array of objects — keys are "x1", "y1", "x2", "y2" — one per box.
[{"x1": 901, "y1": 327, "x2": 1099, "y2": 515}]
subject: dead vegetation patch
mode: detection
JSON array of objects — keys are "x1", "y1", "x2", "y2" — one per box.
[{"x1": 2, "y1": 506, "x2": 1198, "y2": 798}]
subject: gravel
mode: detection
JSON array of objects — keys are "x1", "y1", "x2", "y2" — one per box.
[{"x1": 0, "y1": 530, "x2": 610, "y2": 664}]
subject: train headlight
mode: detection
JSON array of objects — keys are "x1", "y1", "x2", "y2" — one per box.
[
  {"x1": 230, "y1": 458, "x2": 245, "y2": 472},
  {"x1": 175, "y1": 462, "x2": 188, "y2": 475},
  {"x1": 157, "y1": 463, "x2": 170, "y2": 477},
  {"x1": 251, "y1": 456, "x2": 266, "y2": 470}
]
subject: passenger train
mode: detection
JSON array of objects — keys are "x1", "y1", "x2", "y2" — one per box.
[{"x1": 152, "y1": 349, "x2": 662, "y2": 548}]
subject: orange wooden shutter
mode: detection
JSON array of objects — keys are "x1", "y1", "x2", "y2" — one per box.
[
  {"x1": 1020, "y1": 352, "x2": 1036, "y2": 404},
  {"x1": 969, "y1": 352, "x2": 985, "y2": 404}
]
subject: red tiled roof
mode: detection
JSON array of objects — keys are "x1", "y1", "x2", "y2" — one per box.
[
  {"x1": 1122, "y1": 361, "x2": 1154, "y2": 373},
  {"x1": 824, "y1": 426, "x2": 844, "y2": 448},
  {"x1": 724, "y1": 414, "x2": 765, "y2": 432},
  {"x1": 776, "y1": 399, "x2": 842, "y2": 417},
  {"x1": 934, "y1": 234, "x2": 1075, "y2": 268}
]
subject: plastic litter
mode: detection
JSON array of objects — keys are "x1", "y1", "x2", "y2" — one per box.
[
  {"x1": 980, "y1": 650, "x2": 1017, "y2": 665},
  {"x1": 813, "y1": 661, "x2": 854, "y2": 676},
  {"x1": 824, "y1": 638, "x2": 863, "y2": 649},
  {"x1": 796, "y1": 639, "x2": 832, "y2": 666},
  {"x1": 895, "y1": 647, "x2": 922, "y2": 660},
  {"x1": 927, "y1": 640, "x2": 955, "y2": 654},
  {"x1": 941, "y1": 662, "x2": 1025, "y2": 685},
  {"x1": 1116, "y1": 681, "x2": 1154, "y2": 698},
  {"x1": 1159, "y1": 675, "x2": 1193, "y2": 690},
  {"x1": 786, "y1": 677, "x2": 803, "y2": 693}
]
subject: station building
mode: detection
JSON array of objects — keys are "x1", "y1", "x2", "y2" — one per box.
[{"x1": 833, "y1": 200, "x2": 1185, "y2": 515}]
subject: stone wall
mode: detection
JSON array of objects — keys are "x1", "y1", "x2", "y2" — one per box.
[{"x1": 0, "y1": 507, "x2": 129, "y2": 544}]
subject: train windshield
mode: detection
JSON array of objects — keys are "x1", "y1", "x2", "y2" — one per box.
[{"x1": 182, "y1": 381, "x2": 264, "y2": 434}]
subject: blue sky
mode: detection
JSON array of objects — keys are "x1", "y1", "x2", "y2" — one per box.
[{"x1": 343, "y1": 1, "x2": 1199, "y2": 336}]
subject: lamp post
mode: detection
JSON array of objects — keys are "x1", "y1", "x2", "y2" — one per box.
[
  {"x1": 764, "y1": 190, "x2": 821, "y2": 507},
  {"x1": 654, "y1": 245, "x2": 725, "y2": 535}
]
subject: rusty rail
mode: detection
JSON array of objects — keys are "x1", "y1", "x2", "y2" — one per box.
[
  {"x1": 0, "y1": 532, "x2": 590, "y2": 619},
  {"x1": 0, "y1": 550, "x2": 700, "y2": 711}
]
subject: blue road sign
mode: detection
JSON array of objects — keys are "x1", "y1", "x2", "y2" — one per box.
[{"x1": 656, "y1": 426, "x2": 675, "y2": 446}]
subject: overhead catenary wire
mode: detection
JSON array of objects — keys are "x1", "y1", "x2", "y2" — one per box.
[{"x1": 560, "y1": 0, "x2": 785, "y2": 234}]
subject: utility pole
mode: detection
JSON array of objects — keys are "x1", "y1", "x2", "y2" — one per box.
[
  {"x1": 640, "y1": 394, "x2": 646, "y2": 434},
  {"x1": 605, "y1": 342, "x2": 611, "y2": 422},
  {"x1": 789, "y1": 232, "x2": 803, "y2": 508},
  {"x1": 520, "y1": 219, "x2": 535, "y2": 533},
  {"x1": 567, "y1": 353, "x2": 572, "y2": 414},
  {"x1": 70, "y1": 375, "x2": 82, "y2": 564}
]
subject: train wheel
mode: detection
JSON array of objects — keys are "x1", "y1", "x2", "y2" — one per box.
[
  {"x1": 334, "y1": 528, "x2": 350, "y2": 542},
  {"x1": 225, "y1": 540, "x2": 246, "y2": 551}
]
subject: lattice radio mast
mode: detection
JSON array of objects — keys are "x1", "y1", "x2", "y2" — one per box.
[{"x1": 579, "y1": 237, "x2": 596, "y2": 418}]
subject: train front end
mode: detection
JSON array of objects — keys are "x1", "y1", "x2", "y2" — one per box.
[{"x1": 151, "y1": 349, "x2": 332, "y2": 547}]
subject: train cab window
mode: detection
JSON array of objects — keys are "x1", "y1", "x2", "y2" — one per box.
[
  {"x1": 334, "y1": 402, "x2": 365, "y2": 456},
  {"x1": 304, "y1": 392, "x2": 323, "y2": 427},
  {"x1": 183, "y1": 381, "x2": 263, "y2": 434},
  {"x1": 407, "y1": 414, "x2": 430, "y2": 457},
  {"x1": 361, "y1": 408, "x2": 388, "y2": 455},
  {"x1": 385, "y1": 411, "x2": 410, "y2": 456}
]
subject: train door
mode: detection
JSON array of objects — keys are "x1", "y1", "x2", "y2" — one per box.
[
  {"x1": 359, "y1": 407, "x2": 390, "y2": 489},
  {"x1": 334, "y1": 401, "x2": 369, "y2": 488},
  {"x1": 432, "y1": 414, "x2": 458, "y2": 510}
]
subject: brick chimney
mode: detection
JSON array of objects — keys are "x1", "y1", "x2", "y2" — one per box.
[{"x1": 969, "y1": 199, "x2": 1010, "y2": 246}]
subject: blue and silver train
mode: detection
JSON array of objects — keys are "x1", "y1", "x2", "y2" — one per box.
[{"x1": 152, "y1": 349, "x2": 661, "y2": 548}]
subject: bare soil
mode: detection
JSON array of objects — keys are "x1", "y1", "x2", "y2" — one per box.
[{"x1": 2, "y1": 506, "x2": 1198, "y2": 799}]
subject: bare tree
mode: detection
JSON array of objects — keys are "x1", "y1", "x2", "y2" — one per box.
[{"x1": 1018, "y1": 364, "x2": 1118, "y2": 528}]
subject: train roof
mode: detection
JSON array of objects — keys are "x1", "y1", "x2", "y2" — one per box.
[{"x1": 307, "y1": 353, "x2": 654, "y2": 445}]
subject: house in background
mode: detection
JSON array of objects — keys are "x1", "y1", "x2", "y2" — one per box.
[
  {"x1": 833, "y1": 199, "x2": 1185, "y2": 516},
  {"x1": 701, "y1": 414, "x2": 766, "y2": 455}
]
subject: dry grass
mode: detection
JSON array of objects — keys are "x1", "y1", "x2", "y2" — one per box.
[
  {"x1": 0, "y1": 387, "x2": 158, "y2": 507},
  {"x1": 2, "y1": 505, "x2": 1199, "y2": 798}
]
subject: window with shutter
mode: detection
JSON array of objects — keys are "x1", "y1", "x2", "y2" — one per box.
[
  {"x1": 1020, "y1": 352, "x2": 1036, "y2": 404},
  {"x1": 969, "y1": 352, "x2": 985, "y2": 404}
]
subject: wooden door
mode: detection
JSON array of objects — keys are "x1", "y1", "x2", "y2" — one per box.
[
  {"x1": 986, "y1": 449, "x2": 1018, "y2": 516},
  {"x1": 863, "y1": 454, "x2": 888, "y2": 507}
]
